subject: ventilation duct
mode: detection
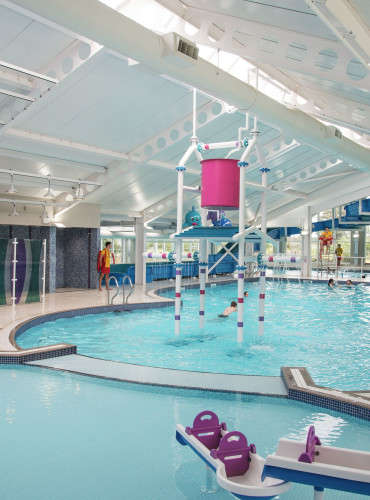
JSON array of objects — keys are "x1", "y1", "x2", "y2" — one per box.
[{"x1": 161, "y1": 32, "x2": 199, "y2": 68}]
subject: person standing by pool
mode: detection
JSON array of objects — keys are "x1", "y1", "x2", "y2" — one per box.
[
  {"x1": 219, "y1": 301, "x2": 237, "y2": 317},
  {"x1": 335, "y1": 243, "x2": 343, "y2": 266},
  {"x1": 319, "y1": 227, "x2": 333, "y2": 256},
  {"x1": 99, "y1": 242, "x2": 115, "y2": 291}
]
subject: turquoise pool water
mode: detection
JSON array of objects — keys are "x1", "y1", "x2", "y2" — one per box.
[
  {"x1": 0, "y1": 365, "x2": 368, "y2": 500},
  {"x1": 18, "y1": 281, "x2": 370, "y2": 390}
]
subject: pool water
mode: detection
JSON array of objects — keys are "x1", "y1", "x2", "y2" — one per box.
[
  {"x1": 18, "y1": 281, "x2": 370, "y2": 390},
  {"x1": 0, "y1": 365, "x2": 368, "y2": 500}
]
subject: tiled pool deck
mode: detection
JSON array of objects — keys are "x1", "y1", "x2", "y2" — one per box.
[{"x1": 1, "y1": 276, "x2": 369, "y2": 419}]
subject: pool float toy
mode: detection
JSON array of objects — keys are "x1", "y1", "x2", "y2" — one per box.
[
  {"x1": 176, "y1": 411, "x2": 291, "y2": 499},
  {"x1": 207, "y1": 210, "x2": 232, "y2": 227},
  {"x1": 262, "y1": 425, "x2": 370, "y2": 498},
  {"x1": 182, "y1": 206, "x2": 201, "y2": 228}
]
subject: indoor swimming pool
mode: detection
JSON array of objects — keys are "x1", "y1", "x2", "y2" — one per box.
[
  {"x1": 0, "y1": 365, "x2": 368, "y2": 500},
  {"x1": 17, "y1": 281, "x2": 370, "y2": 390}
]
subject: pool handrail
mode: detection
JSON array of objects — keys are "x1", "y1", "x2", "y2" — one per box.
[
  {"x1": 108, "y1": 276, "x2": 120, "y2": 304},
  {"x1": 122, "y1": 275, "x2": 133, "y2": 304}
]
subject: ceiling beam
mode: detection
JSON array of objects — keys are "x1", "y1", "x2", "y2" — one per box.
[
  {"x1": 155, "y1": 1, "x2": 370, "y2": 92},
  {"x1": 0, "y1": 147, "x2": 107, "y2": 173},
  {"x1": 10, "y1": 0, "x2": 369, "y2": 172},
  {"x1": 5, "y1": 128, "x2": 129, "y2": 160},
  {"x1": 305, "y1": 0, "x2": 369, "y2": 68}
]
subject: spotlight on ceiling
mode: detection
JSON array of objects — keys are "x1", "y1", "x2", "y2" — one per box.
[
  {"x1": 43, "y1": 178, "x2": 55, "y2": 199},
  {"x1": 9, "y1": 202, "x2": 19, "y2": 217},
  {"x1": 5, "y1": 174, "x2": 18, "y2": 194},
  {"x1": 41, "y1": 205, "x2": 48, "y2": 218},
  {"x1": 74, "y1": 184, "x2": 84, "y2": 201}
]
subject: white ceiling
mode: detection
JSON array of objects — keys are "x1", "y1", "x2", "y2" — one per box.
[{"x1": 0, "y1": 0, "x2": 369, "y2": 231}]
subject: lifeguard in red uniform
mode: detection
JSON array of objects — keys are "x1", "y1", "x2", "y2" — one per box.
[
  {"x1": 99, "y1": 241, "x2": 115, "y2": 291},
  {"x1": 319, "y1": 227, "x2": 333, "y2": 256}
]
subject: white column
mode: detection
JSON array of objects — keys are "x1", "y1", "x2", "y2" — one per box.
[
  {"x1": 237, "y1": 160, "x2": 247, "y2": 343},
  {"x1": 135, "y1": 217, "x2": 145, "y2": 285},
  {"x1": 258, "y1": 165, "x2": 269, "y2": 336},
  {"x1": 301, "y1": 206, "x2": 312, "y2": 277},
  {"x1": 199, "y1": 208, "x2": 208, "y2": 328},
  {"x1": 175, "y1": 165, "x2": 186, "y2": 335}
]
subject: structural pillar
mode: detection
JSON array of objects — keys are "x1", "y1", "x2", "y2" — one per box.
[
  {"x1": 279, "y1": 232, "x2": 287, "y2": 254},
  {"x1": 135, "y1": 217, "x2": 145, "y2": 286},
  {"x1": 301, "y1": 206, "x2": 312, "y2": 278}
]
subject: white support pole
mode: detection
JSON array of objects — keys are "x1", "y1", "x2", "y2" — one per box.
[
  {"x1": 135, "y1": 217, "x2": 145, "y2": 286},
  {"x1": 192, "y1": 88, "x2": 197, "y2": 139},
  {"x1": 236, "y1": 158, "x2": 247, "y2": 343},
  {"x1": 301, "y1": 206, "x2": 312, "y2": 278},
  {"x1": 42, "y1": 239, "x2": 47, "y2": 303},
  {"x1": 143, "y1": 228, "x2": 147, "y2": 294},
  {"x1": 201, "y1": 465, "x2": 217, "y2": 494},
  {"x1": 199, "y1": 208, "x2": 207, "y2": 328},
  {"x1": 11, "y1": 238, "x2": 18, "y2": 307},
  {"x1": 198, "y1": 140, "x2": 246, "y2": 151},
  {"x1": 313, "y1": 486, "x2": 325, "y2": 500},
  {"x1": 175, "y1": 163, "x2": 185, "y2": 335},
  {"x1": 255, "y1": 133, "x2": 268, "y2": 337}
]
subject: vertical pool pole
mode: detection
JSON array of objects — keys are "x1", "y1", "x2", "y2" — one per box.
[
  {"x1": 199, "y1": 209, "x2": 207, "y2": 328},
  {"x1": 42, "y1": 239, "x2": 47, "y2": 303},
  {"x1": 256, "y1": 137, "x2": 269, "y2": 337},
  {"x1": 175, "y1": 159, "x2": 187, "y2": 335},
  {"x1": 314, "y1": 486, "x2": 325, "y2": 500},
  {"x1": 11, "y1": 238, "x2": 18, "y2": 307},
  {"x1": 237, "y1": 160, "x2": 247, "y2": 343},
  {"x1": 236, "y1": 131, "x2": 258, "y2": 343},
  {"x1": 201, "y1": 465, "x2": 217, "y2": 494}
]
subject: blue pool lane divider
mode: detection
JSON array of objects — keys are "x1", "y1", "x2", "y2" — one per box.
[{"x1": 176, "y1": 412, "x2": 370, "y2": 499}]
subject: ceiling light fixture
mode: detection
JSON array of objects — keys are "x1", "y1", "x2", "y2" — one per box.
[
  {"x1": 5, "y1": 174, "x2": 18, "y2": 194},
  {"x1": 74, "y1": 184, "x2": 84, "y2": 200},
  {"x1": 9, "y1": 202, "x2": 19, "y2": 217},
  {"x1": 41, "y1": 205, "x2": 48, "y2": 219},
  {"x1": 43, "y1": 178, "x2": 55, "y2": 199}
]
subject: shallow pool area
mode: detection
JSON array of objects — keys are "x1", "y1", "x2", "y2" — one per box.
[
  {"x1": 0, "y1": 365, "x2": 368, "y2": 500},
  {"x1": 17, "y1": 281, "x2": 369, "y2": 391}
]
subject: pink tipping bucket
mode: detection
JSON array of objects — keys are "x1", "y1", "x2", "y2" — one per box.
[{"x1": 201, "y1": 158, "x2": 239, "y2": 210}]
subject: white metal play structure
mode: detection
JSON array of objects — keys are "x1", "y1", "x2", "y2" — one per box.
[{"x1": 172, "y1": 90, "x2": 275, "y2": 342}]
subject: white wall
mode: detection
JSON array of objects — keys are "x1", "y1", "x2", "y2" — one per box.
[{"x1": 0, "y1": 202, "x2": 100, "y2": 228}]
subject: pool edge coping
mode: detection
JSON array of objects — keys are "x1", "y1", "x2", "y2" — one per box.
[{"x1": 1, "y1": 281, "x2": 369, "y2": 420}]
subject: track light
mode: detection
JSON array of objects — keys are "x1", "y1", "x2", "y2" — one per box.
[
  {"x1": 74, "y1": 184, "x2": 84, "y2": 200},
  {"x1": 9, "y1": 203, "x2": 19, "y2": 217},
  {"x1": 5, "y1": 174, "x2": 18, "y2": 194},
  {"x1": 43, "y1": 178, "x2": 55, "y2": 199},
  {"x1": 41, "y1": 205, "x2": 48, "y2": 218}
]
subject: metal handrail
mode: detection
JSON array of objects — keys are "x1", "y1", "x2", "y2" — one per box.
[
  {"x1": 108, "y1": 276, "x2": 120, "y2": 304},
  {"x1": 122, "y1": 275, "x2": 133, "y2": 304}
]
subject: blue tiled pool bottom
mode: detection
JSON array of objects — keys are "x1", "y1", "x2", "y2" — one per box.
[
  {"x1": 0, "y1": 365, "x2": 368, "y2": 500},
  {"x1": 17, "y1": 281, "x2": 370, "y2": 390}
]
